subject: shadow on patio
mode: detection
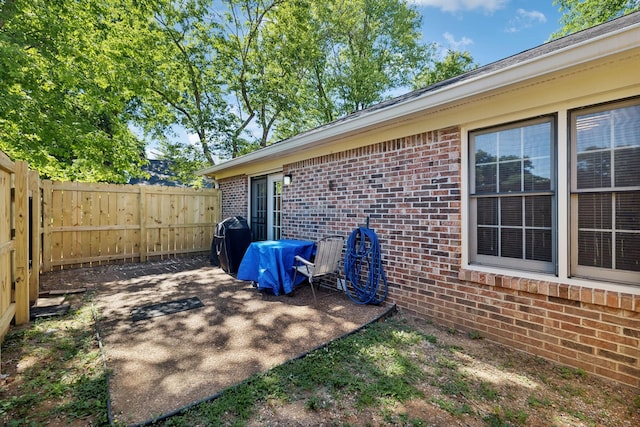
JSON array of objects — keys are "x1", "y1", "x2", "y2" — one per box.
[{"x1": 41, "y1": 255, "x2": 394, "y2": 425}]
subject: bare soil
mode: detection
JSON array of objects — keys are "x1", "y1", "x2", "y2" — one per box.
[{"x1": 6, "y1": 256, "x2": 390, "y2": 425}]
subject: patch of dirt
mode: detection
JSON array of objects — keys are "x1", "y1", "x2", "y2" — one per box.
[
  {"x1": 12, "y1": 255, "x2": 390, "y2": 425},
  {"x1": 94, "y1": 265, "x2": 390, "y2": 425}
]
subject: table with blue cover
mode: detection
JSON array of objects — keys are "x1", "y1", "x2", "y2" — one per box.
[{"x1": 236, "y1": 239, "x2": 315, "y2": 295}]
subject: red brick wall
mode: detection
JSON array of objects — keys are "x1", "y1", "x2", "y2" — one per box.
[
  {"x1": 218, "y1": 175, "x2": 248, "y2": 220},
  {"x1": 219, "y1": 127, "x2": 640, "y2": 388},
  {"x1": 456, "y1": 270, "x2": 640, "y2": 388},
  {"x1": 279, "y1": 127, "x2": 640, "y2": 389}
]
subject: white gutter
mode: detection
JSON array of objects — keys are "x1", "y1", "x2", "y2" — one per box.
[{"x1": 199, "y1": 19, "x2": 640, "y2": 176}]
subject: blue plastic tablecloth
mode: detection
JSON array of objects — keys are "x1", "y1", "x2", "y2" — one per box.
[{"x1": 237, "y1": 239, "x2": 315, "y2": 295}]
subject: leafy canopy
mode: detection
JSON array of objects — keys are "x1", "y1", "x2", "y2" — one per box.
[
  {"x1": 0, "y1": 0, "x2": 147, "y2": 183},
  {"x1": 551, "y1": 0, "x2": 640, "y2": 39},
  {"x1": 1, "y1": 0, "x2": 478, "y2": 183}
]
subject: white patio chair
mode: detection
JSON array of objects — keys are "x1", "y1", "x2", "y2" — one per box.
[{"x1": 292, "y1": 235, "x2": 345, "y2": 304}]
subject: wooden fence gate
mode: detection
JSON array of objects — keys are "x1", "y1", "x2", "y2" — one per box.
[{"x1": 1, "y1": 152, "x2": 39, "y2": 348}]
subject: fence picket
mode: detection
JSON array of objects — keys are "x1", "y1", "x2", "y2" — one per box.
[
  {"x1": 42, "y1": 182, "x2": 220, "y2": 269},
  {"x1": 1, "y1": 147, "x2": 221, "y2": 357},
  {"x1": 28, "y1": 170, "x2": 40, "y2": 303},
  {"x1": 14, "y1": 161, "x2": 29, "y2": 325}
]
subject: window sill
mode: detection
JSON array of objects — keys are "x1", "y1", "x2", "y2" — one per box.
[{"x1": 458, "y1": 266, "x2": 640, "y2": 313}]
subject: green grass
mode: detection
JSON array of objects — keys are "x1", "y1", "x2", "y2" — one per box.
[
  {"x1": 160, "y1": 320, "x2": 431, "y2": 425},
  {"x1": 477, "y1": 382, "x2": 500, "y2": 401},
  {"x1": 527, "y1": 395, "x2": 552, "y2": 408},
  {"x1": 0, "y1": 296, "x2": 108, "y2": 426},
  {"x1": 483, "y1": 406, "x2": 530, "y2": 426},
  {"x1": 160, "y1": 316, "x2": 607, "y2": 426},
  {"x1": 3, "y1": 301, "x2": 639, "y2": 427},
  {"x1": 430, "y1": 397, "x2": 473, "y2": 416},
  {"x1": 468, "y1": 330, "x2": 482, "y2": 340},
  {"x1": 556, "y1": 366, "x2": 587, "y2": 380}
]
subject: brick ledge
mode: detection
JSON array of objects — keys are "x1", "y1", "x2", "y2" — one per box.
[{"x1": 458, "y1": 268, "x2": 639, "y2": 313}]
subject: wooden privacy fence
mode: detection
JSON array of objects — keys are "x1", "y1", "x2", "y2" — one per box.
[
  {"x1": 1, "y1": 149, "x2": 221, "y2": 356},
  {"x1": 42, "y1": 181, "x2": 222, "y2": 270},
  {"x1": 1, "y1": 152, "x2": 40, "y2": 345}
]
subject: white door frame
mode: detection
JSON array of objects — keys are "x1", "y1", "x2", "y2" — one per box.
[{"x1": 266, "y1": 173, "x2": 283, "y2": 240}]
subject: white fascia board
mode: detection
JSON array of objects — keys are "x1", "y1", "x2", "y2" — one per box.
[{"x1": 199, "y1": 22, "x2": 639, "y2": 177}]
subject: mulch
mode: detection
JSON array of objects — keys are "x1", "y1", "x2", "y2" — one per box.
[{"x1": 40, "y1": 256, "x2": 393, "y2": 426}]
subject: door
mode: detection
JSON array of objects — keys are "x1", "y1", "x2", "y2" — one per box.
[
  {"x1": 251, "y1": 176, "x2": 267, "y2": 241},
  {"x1": 251, "y1": 174, "x2": 282, "y2": 241},
  {"x1": 267, "y1": 174, "x2": 283, "y2": 240}
]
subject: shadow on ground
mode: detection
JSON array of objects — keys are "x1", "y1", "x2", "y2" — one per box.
[{"x1": 42, "y1": 256, "x2": 392, "y2": 425}]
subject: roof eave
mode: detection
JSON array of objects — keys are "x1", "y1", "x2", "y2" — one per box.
[{"x1": 198, "y1": 19, "x2": 640, "y2": 177}]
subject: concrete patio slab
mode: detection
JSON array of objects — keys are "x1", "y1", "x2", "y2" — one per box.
[{"x1": 42, "y1": 256, "x2": 393, "y2": 425}]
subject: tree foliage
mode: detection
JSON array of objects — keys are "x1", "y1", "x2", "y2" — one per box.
[
  {"x1": 413, "y1": 50, "x2": 476, "y2": 89},
  {"x1": 0, "y1": 0, "x2": 147, "y2": 182},
  {"x1": 1, "y1": 0, "x2": 476, "y2": 183},
  {"x1": 125, "y1": 0, "x2": 235, "y2": 166},
  {"x1": 216, "y1": 0, "x2": 432, "y2": 151},
  {"x1": 310, "y1": 0, "x2": 430, "y2": 118},
  {"x1": 551, "y1": 0, "x2": 640, "y2": 39}
]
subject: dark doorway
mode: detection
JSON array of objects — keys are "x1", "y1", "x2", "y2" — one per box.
[{"x1": 251, "y1": 176, "x2": 267, "y2": 241}]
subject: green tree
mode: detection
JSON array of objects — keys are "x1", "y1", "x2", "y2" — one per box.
[
  {"x1": 0, "y1": 0, "x2": 147, "y2": 182},
  {"x1": 412, "y1": 50, "x2": 477, "y2": 89},
  {"x1": 218, "y1": 0, "x2": 293, "y2": 151},
  {"x1": 1, "y1": 0, "x2": 472, "y2": 185},
  {"x1": 256, "y1": 0, "x2": 330, "y2": 142},
  {"x1": 551, "y1": 0, "x2": 640, "y2": 39},
  {"x1": 123, "y1": 0, "x2": 238, "y2": 164},
  {"x1": 241, "y1": 0, "x2": 433, "y2": 142},
  {"x1": 155, "y1": 0, "x2": 434, "y2": 161},
  {"x1": 310, "y1": 0, "x2": 430, "y2": 118}
]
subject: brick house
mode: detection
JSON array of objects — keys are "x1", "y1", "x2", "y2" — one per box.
[{"x1": 200, "y1": 13, "x2": 640, "y2": 388}]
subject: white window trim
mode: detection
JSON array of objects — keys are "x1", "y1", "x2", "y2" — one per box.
[
  {"x1": 267, "y1": 173, "x2": 283, "y2": 240},
  {"x1": 461, "y1": 104, "x2": 640, "y2": 295},
  {"x1": 468, "y1": 116, "x2": 557, "y2": 273}
]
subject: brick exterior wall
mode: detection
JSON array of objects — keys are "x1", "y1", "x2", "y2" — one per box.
[
  {"x1": 223, "y1": 127, "x2": 640, "y2": 389},
  {"x1": 456, "y1": 270, "x2": 640, "y2": 388},
  {"x1": 218, "y1": 175, "x2": 248, "y2": 220}
]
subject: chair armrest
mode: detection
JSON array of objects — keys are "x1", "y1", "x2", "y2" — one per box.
[{"x1": 294, "y1": 255, "x2": 314, "y2": 267}]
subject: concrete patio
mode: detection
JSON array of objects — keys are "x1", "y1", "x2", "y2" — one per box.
[{"x1": 40, "y1": 255, "x2": 394, "y2": 425}]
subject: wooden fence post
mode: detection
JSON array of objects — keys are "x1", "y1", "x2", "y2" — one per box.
[
  {"x1": 29, "y1": 170, "x2": 40, "y2": 302},
  {"x1": 139, "y1": 186, "x2": 147, "y2": 263},
  {"x1": 14, "y1": 161, "x2": 29, "y2": 325},
  {"x1": 41, "y1": 180, "x2": 52, "y2": 272}
]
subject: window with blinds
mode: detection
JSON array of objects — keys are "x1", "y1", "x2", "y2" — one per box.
[
  {"x1": 469, "y1": 117, "x2": 556, "y2": 273},
  {"x1": 570, "y1": 99, "x2": 640, "y2": 284}
]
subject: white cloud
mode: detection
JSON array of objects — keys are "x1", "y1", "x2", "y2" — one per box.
[
  {"x1": 505, "y1": 8, "x2": 547, "y2": 33},
  {"x1": 443, "y1": 32, "x2": 474, "y2": 50},
  {"x1": 409, "y1": 0, "x2": 509, "y2": 13}
]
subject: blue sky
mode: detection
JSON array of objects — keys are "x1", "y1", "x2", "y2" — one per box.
[{"x1": 411, "y1": 0, "x2": 564, "y2": 65}]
